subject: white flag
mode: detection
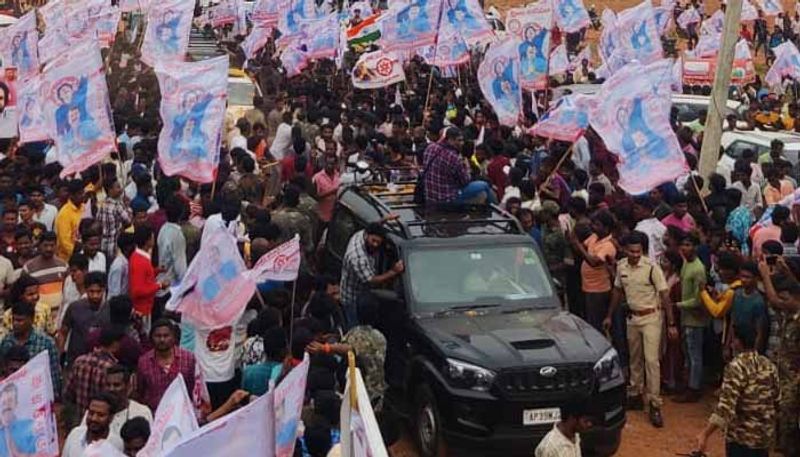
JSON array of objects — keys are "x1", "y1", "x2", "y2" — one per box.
[
  {"x1": 274, "y1": 354, "x2": 310, "y2": 457},
  {"x1": 340, "y1": 368, "x2": 389, "y2": 457},
  {"x1": 246, "y1": 234, "x2": 301, "y2": 282},
  {"x1": 138, "y1": 375, "x2": 199, "y2": 457}
]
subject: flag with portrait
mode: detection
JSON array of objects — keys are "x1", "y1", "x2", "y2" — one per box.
[
  {"x1": 478, "y1": 37, "x2": 522, "y2": 126},
  {"x1": 16, "y1": 76, "x2": 50, "y2": 144},
  {"x1": 381, "y1": 0, "x2": 443, "y2": 52},
  {"x1": 305, "y1": 13, "x2": 340, "y2": 60},
  {"x1": 1, "y1": 11, "x2": 39, "y2": 81},
  {"x1": 506, "y1": 3, "x2": 552, "y2": 90},
  {"x1": 140, "y1": 0, "x2": 194, "y2": 67},
  {"x1": 444, "y1": 0, "x2": 494, "y2": 46},
  {"x1": 552, "y1": 0, "x2": 590, "y2": 33},
  {"x1": 530, "y1": 93, "x2": 596, "y2": 142},
  {"x1": 616, "y1": 1, "x2": 663, "y2": 66},
  {"x1": 351, "y1": 50, "x2": 406, "y2": 89}
]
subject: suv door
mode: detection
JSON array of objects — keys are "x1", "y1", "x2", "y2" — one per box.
[{"x1": 323, "y1": 204, "x2": 361, "y2": 274}]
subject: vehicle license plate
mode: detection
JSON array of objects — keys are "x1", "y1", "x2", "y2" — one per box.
[{"x1": 523, "y1": 408, "x2": 561, "y2": 425}]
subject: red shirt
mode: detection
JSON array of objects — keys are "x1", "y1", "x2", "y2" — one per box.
[
  {"x1": 486, "y1": 156, "x2": 510, "y2": 199},
  {"x1": 129, "y1": 249, "x2": 159, "y2": 316}
]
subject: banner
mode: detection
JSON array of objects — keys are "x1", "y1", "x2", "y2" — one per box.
[
  {"x1": 694, "y1": 31, "x2": 721, "y2": 58},
  {"x1": 41, "y1": 40, "x2": 115, "y2": 177},
  {"x1": 758, "y1": 0, "x2": 782, "y2": 16},
  {"x1": 765, "y1": 41, "x2": 800, "y2": 87},
  {"x1": 653, "y1": 5, "x2": 672, "y2": 35},
  {"x1": 676, "y1": 6, "x2": 700, "y2": 29},
  {"x1": 209, "y1": 0, "x2": 237, "y2": 27},
  {"x1": 418, "y1": 9, "x2": 470, "y2": 68},
  {"x1": 506, "y1": 3, "x2": 552, "y2": 90},
  {"x1": 252, "y1": 0, "x2": 280, "y2": 25},
  {"x1": 549, "y1": 44, "x2": 569, "y2": 75},
  {"x1": 0, "y1": 68, "x2": 18, "y2": 139},
  {"x1": 683, "y1": 56, "x2": 755, "y2": 86},
  {"x1": 552, "y1": 0, "x2": 590, "y2": 33},
  {"x1": 530, "y1": 93, "x2": 596, "y2": 142},
  {"x1": 478, "y1": 37, "x2": 522, "y2": 127},
  {"x1": 140, "y1": 0, "x2": 194, "y2": 67},
  {"x1": 95, "y1": 6, "x2": 122, "y2": 48},
  {"x1": 445, "y1": 0, "x2": 494, "y2": 46},
  {"x1": 167, "y1": 225, "x2": 255, "y2": 329},
  {"x1": 1, "y1": 11, "x2": 39, "y2": 81},
  {"x1": 167, "y1": 390, "x2": 274, "y2": 457},
  {"x1": 274, "y1": 354, "x2": 310, "y2": 457},
  {"x1": 598, "y1": 9, "x2": 619, "y2": 64},
  {"x1": 741, "y1": 0, "x2": 758, "y2": 21},
  {"x1": 590, "y1": 59, "x2": 687, "y2": 194},
  {"x1": 156, "y1": 55, "x2": 227, "y2": 183},
  {"x1": 139, "y1": 375, "x2": 199, "y2": 457},
  {"x1": 381, "y1": 0, "x2": 443, "y2": 52},
  {"x1": 246, "y1": 234, "x2": 301, "y2": 282},
  {"x1": 340, "y1": 368, "x2": 388, "y2": 457},
  {"x1": 242, "y1": 24, "x2": 273, "y2": 60},
  {"x1": 305, "y1": 13, "x2": 340, "y2": 60},
  {"x1": 17, "y1": 76, "x2": 49, "y2": 144},
  {"x1": 0, "y1": 352, "x2": 59, "y2": 456},
  {"x1": 351, "y1": 50, "x2": 406, "y2": 89},
  {"x1": 616, "y1": 1, "x2": 663, "y2": 66}
]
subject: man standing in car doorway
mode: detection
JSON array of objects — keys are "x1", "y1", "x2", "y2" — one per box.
[{"x1": 604, "y1": 231, "x2": 678, "y2": 428}]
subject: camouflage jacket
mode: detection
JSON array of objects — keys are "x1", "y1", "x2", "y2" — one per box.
[
  {"x1": 777, "y1": 310, "x2": 800, "y2": 376},
  {"x1": 343, "y1": 325, "x2": 387, "y2": 411},
  {"x1": 710, "y1": 350, "x2": 780, "y2": 449},
  {"x1": 271, "y1": 207, "x2": 314, "y2": 253}
]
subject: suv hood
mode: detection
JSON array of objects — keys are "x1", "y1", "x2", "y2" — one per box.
[{"x1": 415, "y1": 309, "x2": 610, "y2": 370}]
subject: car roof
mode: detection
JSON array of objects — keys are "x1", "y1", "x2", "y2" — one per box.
[
  {"x1": 724, "y1": 130, "x2": 800, "y2": 147},
  {"x1": 671, "y1": 93, "x2": 741, "y2": 109}
]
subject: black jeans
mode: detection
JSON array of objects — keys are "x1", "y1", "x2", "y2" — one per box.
[{"x1": 726, "y1": 442, "x2": 768, "y2": 457}]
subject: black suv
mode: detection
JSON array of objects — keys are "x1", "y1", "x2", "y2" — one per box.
[{"x1": 324, "y1": 183, "x2": 625, "y2": 457}]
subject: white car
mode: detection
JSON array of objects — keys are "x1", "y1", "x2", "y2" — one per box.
[{"x1": 716, "y1": 130, "x2": 800, "y2": 183}]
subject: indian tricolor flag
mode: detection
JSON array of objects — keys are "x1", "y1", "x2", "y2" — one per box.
[{"x1": 347, "y1": 13, "x2": 382, "y2": 49}]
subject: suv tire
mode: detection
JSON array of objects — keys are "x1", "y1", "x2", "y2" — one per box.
[{"x1": 413, "y1": 383, "x2": 447, "y2": 457}]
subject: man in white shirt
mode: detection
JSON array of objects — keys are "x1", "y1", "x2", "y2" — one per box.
[
  {"x1": 534, "y1": 400, "x2": 595, "y2": 457},
  {"x1": 29, "y1": 185, "x2": 58, "y2": 231},
  {"x1": 269, "y1": 112, "x2": 294, "y2": 160},
  {"x1": 63, "y1": 393, "x2": 117, "y2": 456},
  {"x1": 80, "y1": 365, "x2": 153, "y2": 450},
  {"x1": 633, "y1": 198, "x2": 667, "y2": 264},
  {"x1": 729, "y1": 162, "x2": 764, "y2": 216}
]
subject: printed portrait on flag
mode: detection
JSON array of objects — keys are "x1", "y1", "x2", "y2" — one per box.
[
  {"x1": 304, "y1": 14, "x2": 339, "y2": 60},
  {"x1": 252, "y1": 0, "x2": 279, "y2": 26},
  {"x1": 758, "y1": 0, "x2": 782, "y2": 16},
  {"x1": 741, "y1": 0, "x2": 758, "y2": 21},
  {"x1": 530, "y1": 93, "x2": 596, "y2": 142},
  {"x1": 17, "y1": 76, "x2": 48, "y2": 144},
  {"x1": 156, "y1": 55, "x2": 227, "y2": 184},
  {"x1": 41, "y1": 41, "x2": 115, "y2": 176},
  {"x1": 0, "y1": 67, "x2": 18, "y2": 140},
  {"x1": 242, "y1": 24, "x2": 273, "y2": 60},
  {"x1": 382, "y1": 0, "x2": 442, "y2": 51},
  {"x1": 446, "y1": 0, "x2": 493, "y2": 45},
  {"x1": 653, "y1": 6, "x2": 672, "y2": 35},
  {"x1": 478, "y1": 38, "x2": 521, "y2": 126},
  {"x1": 280, "y1": 46, "x2": 309, "y2": 78},
  {"x1": 141, "y1": 0, "x2": 193, "y2": 67},
  {"x1": 418, "y1": 10, "x2": 469, "y2": 68},
  {"x1": 590, "y1": 60, "x2": 686, "y2": 194},
  {"x1": 506, "y1": 3, "x2": 552, "y2": 90},
  {"x1": 552, "y1": 0, "x2": 590, "y2": 33},
  {"x1": 2, "y1": 11, "x2": 38, "y2": 81},
  {"x1": 0, "y1": 352, "x2": 59, "y2": 457},
  {"x1": 138, "y1": 375, "x2": 198, "y2": 457},
  {"x1": 616, "y1": 1, "x2": 662, "y2": 65}
]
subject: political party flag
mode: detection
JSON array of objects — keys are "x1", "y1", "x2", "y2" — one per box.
[
  {"x1": 305, "y1": 13, "x2": 340, "y2": 60},
  {"x1": 671, "y1": 57, "x2": 682, "y2": 91},
  {"x1": 741, "y1": 0, "x2": 758, "y2": 21},
  {"x1": 95, "y1": 6, "x2": 122, "y2": 48},
  {"x1": 598, "y1": 9, "x2": 619, "y2": 64},
  {"x1": 478, "y1": 37, "x2": 522, "y2": 127},
  {"x1": 340, "y1": 368, "x2": 389, "y2": 457},
  {"x1": 192, "y1": 360, "x2": 213, "y2": 421},
  {"x1": 17, "y1": 76, "x2": 50, "y2": 144},
  {"x1": 277, "y1": 0, "x2": 322, "y2": 45},
  {"x1": 252, "y1": 0, "x2": 280, "y2": 26},
  {"x1": 570, "y1": 45, "x2": 592, "y2": 69},
  {"x1": 41, "y1": 40, "x2": 115, "y2": 177},
  {"x1": 530, "y1": 93, "x2": 596, "y2": 142},
  {"x1": 381, "y1": 0, "x2": 444, "y2": 52},
  {"x1": 156, "y1": 55, "x2": 227, "y2": 183},
  {"x1": 0, "y1": 69, "x2": 18, "y2": 140},
  {"x1": 654, "y1": 5, "x2": 673, "y2": 35},
  {"x1": 506, "y1": 2, "x2": 552, "y2": 90},
  {"x1": 0, "y1": 352, "x2": 59, "y2": 457},
  {"x1": 139, "y1": 375, "x2": 199, "y2": 457},
  {"x1": 351, "y1": 50, "x2": 406, "y2": 89},
  {"x1": 166, "y1": 390, "x2": 274, "y2": 457},
  {"x1": 676, "y1": 6, "x2": 700, "y2": 28},
  {"x1": 758, "y1": 0, "x2": 782, "y2": 16},
  {"x1": 765, "y1": 41, "x2": 800, "y2": 87},
  {"x1": 167, "y1": 225, "x2": 255, "y2": 329},
  {"x1": 274, "y1": 354, "x2": 310, "y2": 457},
  {"x1": 616, "y1": 1, "x2": 663, "y2": 66},
  {"x1": 247, "y1": 234, "x2": 301, "y2": 282},
  {"x1": 347, "y1": 13, "x2": 383, "y2": 49},
  {"x1": 1, "y1": 11, "x2": 39, "y2": 81},
  {"x1": 120, "y1": 0, "x2": 151, "y2": 12},
  {"x1": 589, "y1": 59, "x2": 687, "y2": 194},
  {"x1": 85, "y1": 440, "x2": 127, "y2": 457},
  {"x1": 242, "y1": 24, "x2": 273, "y2": 60},
  {"x1": 700, "y1": 9, "x2": 724, "y2": 35},
  {"x1": 736, "y1": 39, "x2": 753, "y2": 60},
  {"x1": 417, "y1": 9, "x2": 470, "y2": 68},
  {"x1": 280, "y1": 45, "x2": 309, "y2": 78},
  {"x1": 695, "y1": 31, "x2": 721, "y2": 57},
  {"x1": 140, "y1": 0, "x2": 194, "y2": 67},
  {"x1": 549, "y1": 44, "x2": 569, "y2": 75},
  {"x1": 445, "y1": 0, "x2": 494, "y2": 46},
  {"x1": 552, "y1": 0, "x2": 590, "y2": 33},
  {"x1": 209, "y1": 0, "x2": 238, "y2": 28}
]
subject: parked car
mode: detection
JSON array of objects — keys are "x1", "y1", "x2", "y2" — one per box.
[
  {"x1": 717, "y1": 130, "x2": 800, "y2": 183},
  {"x1": 324, "y1": 183, "x2": 626, "y2": 457}
]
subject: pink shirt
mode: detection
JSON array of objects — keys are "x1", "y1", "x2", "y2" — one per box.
[
  {"x1": 312, "y1": 170, "x2": 341, "y2": 222},
  {"x1": 660, "y1": 213, "x2": 696, "y2": 233},
  {"x1": 752, "y1": 224, "x2": 782, "y2": 259}
]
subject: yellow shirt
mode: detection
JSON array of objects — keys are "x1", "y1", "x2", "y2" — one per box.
[
  {"x1": 701, "y1": 280, "x2": 742, "y2": 318},
  {"x1": 54, "y1": 201, "x2": 82, "y2": 261},
  {"x1": 0, "y1": 301, "x2": 55, "y2": 340}
]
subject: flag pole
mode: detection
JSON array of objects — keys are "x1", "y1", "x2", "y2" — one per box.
[
  {"x1": 288, "y1": 279, "x2": 298, "y2": 349},
  {"x1": 347, "y1": 351, "x2": 358, "y2": 412},
  {"x1": 424, "y1": 0, "x2": 447, "y2": 113}
]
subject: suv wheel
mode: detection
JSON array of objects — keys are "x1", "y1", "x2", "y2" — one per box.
[{"x1": 414, "y1": 384, "x2": 446, "y2": 457}]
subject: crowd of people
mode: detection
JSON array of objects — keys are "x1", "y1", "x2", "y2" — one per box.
[{"x1": 0, "y1": 0, "x2": 799, "y2": 456}]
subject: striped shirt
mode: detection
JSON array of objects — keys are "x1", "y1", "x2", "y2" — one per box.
[{"x1": 22, "y1": 255, "x2": 67, "y2": 323}]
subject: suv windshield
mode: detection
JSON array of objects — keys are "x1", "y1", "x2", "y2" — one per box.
[{"x1": 407, "y1": 245, "x2": 554, "y2": 312}]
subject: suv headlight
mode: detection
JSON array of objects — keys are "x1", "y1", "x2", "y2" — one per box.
[
  {"x1": 445, "y1": 358, "x2": 496, "y2": 392},
  {"x1": 593, "y1": 348, "x2": 624, "y2": 392}
]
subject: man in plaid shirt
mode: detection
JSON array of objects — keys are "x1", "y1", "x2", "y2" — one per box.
[
  {"x1": 422, "y1": 127, "x2": 495, "y2": 204},
  {"x1": 64, "y1": 326, "x2": 123, "y2": 415},
  {"x1": 0, "y1": 302, "x2": 62, "y2": 395},
  {"x1": 97, "y1": 178, "x2": 132, "y2": 261},
  {"x1": 136, "y1": 319, "x2": 196, "y2": 411}
]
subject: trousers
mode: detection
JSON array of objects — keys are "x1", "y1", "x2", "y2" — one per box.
[{"x1": 627, "y1": 311, "x2": 662, "y2": 407}]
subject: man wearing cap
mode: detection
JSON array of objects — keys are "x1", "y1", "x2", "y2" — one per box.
[{"x1": 604, "y1": 231, "x2": 677, "y2": 428}]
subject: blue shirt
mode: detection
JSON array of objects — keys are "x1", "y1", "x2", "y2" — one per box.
[
  {"x1": 241, "y1": 361, "x2": 282, "y2": 396},
  {"x1": 0, "y1": 418, "x2": 37, "y2": 456}
]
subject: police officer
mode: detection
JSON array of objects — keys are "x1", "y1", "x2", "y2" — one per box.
[{"x1": 604, "y1": 231, "x2": 677, "y2": 428}]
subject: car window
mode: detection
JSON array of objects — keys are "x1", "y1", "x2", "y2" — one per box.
[
  {"x1": 228, "y1": 81, "x2": 255, "y2": 106},
  {"x1": 327, "y1": 207, "x2": 360, "y2": 259},
  {"x1": 726, "y1": 140, "x2": 768, "y2": 160},
  {"x1": 673, "y1": 103, "x2": 700, "y2": 122},
  {"x1": 407, "y1": 245, "x2": 554, "y2": 312}
]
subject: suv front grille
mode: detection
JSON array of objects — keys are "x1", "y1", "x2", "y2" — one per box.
[{"x1": 497, "y1": 364, "x2": 594, "y2": 396}]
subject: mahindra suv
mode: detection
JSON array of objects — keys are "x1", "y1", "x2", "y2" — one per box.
[{"x1": 324, "y1": 183, "x2": 625, "y2": 457}]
